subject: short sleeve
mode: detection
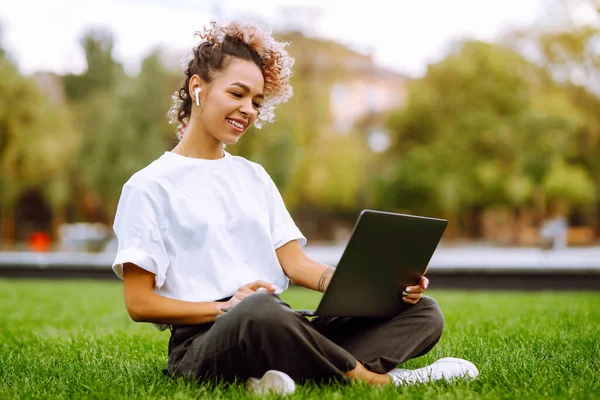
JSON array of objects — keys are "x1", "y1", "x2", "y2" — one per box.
[
  {"x1": 111, "y1": 183, "x2": 169, "y2": 289},
  {"x1": 262, "y1": 170, "x2": 307, "y2": 249}
]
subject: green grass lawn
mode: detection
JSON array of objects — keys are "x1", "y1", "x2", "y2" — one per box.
[{"x1": 0, "y1": 279, "x2": 598, "y2": 399}]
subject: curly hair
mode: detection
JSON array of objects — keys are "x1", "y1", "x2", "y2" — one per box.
[{"x1": 168, "y1": 21, "x2": 295, "y2": 139}]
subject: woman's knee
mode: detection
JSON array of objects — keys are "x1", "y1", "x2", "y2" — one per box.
[
  {"x1": 417, "y1": 296, "x2": 445, "y2": 336},
  {"x1": 236, "y1": 291, "x2": 282, "y2": 309}
]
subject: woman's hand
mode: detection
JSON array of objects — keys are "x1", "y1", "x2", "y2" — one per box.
[
  {"x1": 402, "y1": 265, "x2": 430, "y2": 305},
  {"x1": 402, "y1": 276, "x2": 429, "y2": 304},
  {"x1": 221, "y1": 280, "x2": 278, "y2": 311}
]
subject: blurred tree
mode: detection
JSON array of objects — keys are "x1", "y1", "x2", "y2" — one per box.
[
  {"x1": 543, "y1": 159, "x2": 596, "y2": 207},
  {"x1": 103, "y1": 50, "x2": 176, "y2": 216},
  {"x1": 63, "y1": 28, "x2": 124, "y2": 101},
  {"x1": 60, "y1": 26, "x2": 127, "y2": 222},
  {"x1": 378, "y1": 40, "x2": 592, "y2": 237},
  {"x1": 0, "y1": 56, "x2": 79, "y2": 244},
  {"x1": 0, "y1": 22, "x2": 5, "y2": 59},
  {"x1": 62, "y1": 25, "x2": 178, "y2": 222},
  {"x1": 506, "y1": 0, "x2": 600, "y2": 231},
  {"x1": 71, "y1": 48, "x2": 177, "y2": 220}
]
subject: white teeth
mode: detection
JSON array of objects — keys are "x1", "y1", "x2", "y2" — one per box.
[{"x1": 227, "y1": 119, "x2": 244, "y2": 129}]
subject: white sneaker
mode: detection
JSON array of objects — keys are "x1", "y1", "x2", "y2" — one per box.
[
  {"x1": 247, "y1": 370, "x2": 296, "y2": 396},
  {"x1": 388, "y1": 357, "x2": 479, "y2": 385}
]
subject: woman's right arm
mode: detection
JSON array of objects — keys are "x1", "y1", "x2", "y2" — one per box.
[{"x1": 122, "y1": 263, "x2": 225, "y2": 325}]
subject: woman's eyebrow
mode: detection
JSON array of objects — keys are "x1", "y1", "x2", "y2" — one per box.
[{"x1": 231, "y1": 82, "x2": 264, "y2": 99}]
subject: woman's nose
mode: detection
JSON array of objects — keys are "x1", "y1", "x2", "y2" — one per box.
[{"x1": 240, "y1": 100, "x2": 257, "y2": 118}]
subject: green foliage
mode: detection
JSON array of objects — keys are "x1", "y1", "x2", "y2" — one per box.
[
  {"x1": 64, "y1": 31, "x2": 177, "y2": 217},
  {"x1": 291, "y1": 132, "x2": 366, "y2": 211},
  {"x1": 77, "y1": 50, "x2": 175, "y2": 212},
  {"x1": 64, "y1": 28, "x2": 125, "y2": 102},
  {"x1": 379, "y1": 40, "x2": 594, "y2": 217},
  {"x1": 3, "y1": 22, "x2": 600, "y2": 233},
  {"x1": 504, "y1": 4, "x2": 600, "y2": 215},
  {"x1": 543, "y1": 159, "x2": 597, "y2": 206},
  {"x1": 0, "y1": 57, "x2": 79, "y2": 210}
]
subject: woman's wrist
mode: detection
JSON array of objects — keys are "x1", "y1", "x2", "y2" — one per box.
[
  {"x1": 317, "y1": 266, "x2": 335, "y2": 292},
  {"x1": 214, "y1": 301, "x2": 229, "y2": 316},
  {"x1": 188, "y1": 301, "x2": 228, "y2": 324}
]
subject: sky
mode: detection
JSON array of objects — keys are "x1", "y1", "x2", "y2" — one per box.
[{"x1": 0, "y1": 0, "x2": 549, "y2": 78}]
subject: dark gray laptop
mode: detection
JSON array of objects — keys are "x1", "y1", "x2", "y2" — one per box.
[{"x1": 294, "y1": 209, "x2": 447, "y2": 318}]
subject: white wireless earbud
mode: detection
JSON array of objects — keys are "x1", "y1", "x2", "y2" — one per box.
[{"x1": 194, "y1": 88, "x2": 200, "y2": 106}]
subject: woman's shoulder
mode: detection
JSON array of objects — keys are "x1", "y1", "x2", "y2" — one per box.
[
  {"x1": 122, "y1": 152, "x2": 174, "y2": 195},
  {"x1": 228, "y1": 153, "x2": 270, "y2": 180}
]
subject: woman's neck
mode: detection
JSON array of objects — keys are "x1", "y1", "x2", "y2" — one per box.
[{"x1": 176, "y1": 120, "x2": 224, "y2": 160}]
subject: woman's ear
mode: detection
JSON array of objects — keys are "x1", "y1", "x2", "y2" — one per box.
[{"x1": 188, "y1": 74, "x2": 206, "y2": 98}]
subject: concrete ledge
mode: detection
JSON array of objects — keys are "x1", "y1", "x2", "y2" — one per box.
[
  {"x1": 424, "y1": 270, "x2": 600, "y2": 290},
  {"x1": 2, "y1": 267, "x2": 597, "y2": 290},
  {"x1": 1, "y1": 247, "x2": 599, "y2": 290}
]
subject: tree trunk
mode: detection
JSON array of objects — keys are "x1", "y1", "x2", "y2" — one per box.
[
  {"x1": 51, "y1": 206, "x2": 67, "y2": 251},
  {"x1": 443, "y1": 211, "x2": 460, "y2": 241},
  {"x1": 594, "y1": 203, "x2": 600, "y2": 240},
  {"x1": 532, "y1": 186, "x2": 546, "y2": 224},
  {"x1": 0, "y1": 205, "x2": 16, "y2": 250}
]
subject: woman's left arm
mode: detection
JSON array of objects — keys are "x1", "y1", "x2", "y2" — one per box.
[{"x1": 275, "y1": 240, "x2": 335, "y2": 292}]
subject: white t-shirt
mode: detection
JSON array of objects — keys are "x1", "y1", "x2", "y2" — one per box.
[{"x1": 111, "y1": 150, "x2": 306, "y2": 330}]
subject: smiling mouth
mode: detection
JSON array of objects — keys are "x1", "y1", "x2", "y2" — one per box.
[{"x1": 226, "y1": 118, "x2": 245, "y2": 131}]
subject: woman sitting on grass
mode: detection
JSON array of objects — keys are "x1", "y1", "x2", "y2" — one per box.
[{"x1": 111, "y1": 20, "x2": 478, "y2": 396}]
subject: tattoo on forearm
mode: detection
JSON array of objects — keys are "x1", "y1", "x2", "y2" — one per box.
[{"x1": 317, "y1": 267, "x2": 335, "y2": 292}]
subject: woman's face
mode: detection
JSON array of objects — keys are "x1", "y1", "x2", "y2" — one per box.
[{"x1": 197, "y1": 58, "x2": 264, "y2": 145}]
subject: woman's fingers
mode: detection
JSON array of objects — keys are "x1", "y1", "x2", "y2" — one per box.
[
  {"x1": 403, "y1": 292, "x2": 423, "y2": 300},
  {"x1": 246, "y1": 280, "x2": 278, "y2": 292},
  {"x1": 231, "y1": 287, "x2": 254, "y2": 302},
  {"x1": 402, "y1": 287, "x2": 423, "y2": 304},
  {"x1": 232, "y1": 281, "x2": 277, "y2": 303},
  {"x1": 238, "y1": 286, "x2": 255, "y2": 296},
  {"x1": 404, "y1": 285, "x2": 424, "y2": 295},
  {"x1": 402, "y1": 292, "x2": 423, "y2": 304},
  {"x1": 226, "y1": 281, "x2": 273, "y2": 310}
]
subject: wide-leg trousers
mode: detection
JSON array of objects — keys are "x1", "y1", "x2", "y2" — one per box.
[{"x1": 167, "y1": 292, "x2": 444, "y2": 383}]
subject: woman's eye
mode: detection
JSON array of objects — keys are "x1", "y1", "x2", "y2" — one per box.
[
  {"x1": 231, "y1": 92, "x2": 243, "y2": 98},
  {"x1": 253, "y1": 102, "x2": 262, "y2": 109}
]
